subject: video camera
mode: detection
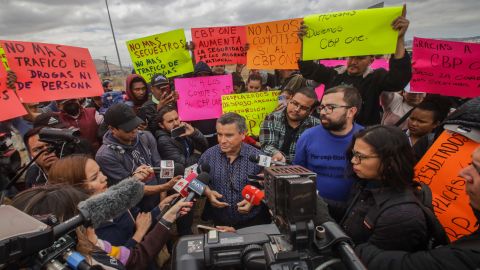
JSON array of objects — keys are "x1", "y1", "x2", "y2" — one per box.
[
  {"x1": 173, "y1": 165, "x2": 366, "y2": 270},
  {"x1": 38, "y1": 127, "x2": 82, "y2": 158},
  {"x1": 0, "y1": 133, "x2": 21, "y2": 191}
]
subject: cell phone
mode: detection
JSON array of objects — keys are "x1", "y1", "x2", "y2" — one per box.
[
  {"x1": 197, "y1": 224, "x2": 225, "y2": 232},
  {"x1": 171, "y1": 125, "x2": 186, "y2": 138}
]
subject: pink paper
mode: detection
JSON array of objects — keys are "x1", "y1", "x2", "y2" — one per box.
[
  {"x1": 314, "y1": 59, "x2": 389, "y2": 99},
  {"x1": 411, "y1": 37, "x2": 480, "y2": 98},
  {"x1": 175, "y1": 74, "x2": 233, "y2": 121}
]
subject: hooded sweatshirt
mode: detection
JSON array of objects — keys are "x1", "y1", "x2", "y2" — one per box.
[
  {"x1": 96, "y1": 129, "x2": 162, "y2": 211},
  {"x1": 125, "y1": 74, "x2": 149, "y2": 113}
]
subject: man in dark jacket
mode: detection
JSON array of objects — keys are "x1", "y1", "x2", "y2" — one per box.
[
  {"x1": 96, "y1": 103, "x2": 179, "y2": 211},
  {"x1": 355, "y1": 146, "x2": 480, "y2": 270},
  {"x1": 155, "y1": 106, "x2": 208, "y2": 167},
  {"x1": 297, "y1": 9, "x2": 411, "y2": 126},
  {"x1": 124, "y1": 74, "x2": 149, "y2": 114},
  {"x1": 137, "y1": 74, "x2": 177, "y2": 134}
]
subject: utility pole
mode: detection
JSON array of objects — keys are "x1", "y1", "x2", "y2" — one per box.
[
  {"x1": 105, "y1": 0, "x2": 124, "y2": 74},
  {"x1": 103, "y1": 56, "x2": 111, "y2": 77}
]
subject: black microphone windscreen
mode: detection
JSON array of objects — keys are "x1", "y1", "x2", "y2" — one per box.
[
  {"x1": 196, "y1": 172, "x2": 210, "y2": 185},
  {"x1": 78, "y1": 178, "x2": 144, "y2": 228},
  {"x1": 197, "y1": 163, "x2": 211, "y2": 173},
  {"x1": 248, "y1": 154, "x2": 260, "y2": 163},
  {"x1": 174, "y1": 163, "x2": 185, "y2": 176}
]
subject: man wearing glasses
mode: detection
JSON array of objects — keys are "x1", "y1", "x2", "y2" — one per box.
[
  {"x1": 259, "y1": 87, "x2": 320, "y2": 163},
  {"x1": 294, "y1": 86, "x2": 363, "y2": 205}
]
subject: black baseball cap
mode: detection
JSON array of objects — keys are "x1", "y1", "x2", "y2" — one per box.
[
  {"x1": 104, "y1": 103, "x2": 144, "y2": 132},
  {"x1": 151, "y1": 74, "x2": 169, "y2": 87}
]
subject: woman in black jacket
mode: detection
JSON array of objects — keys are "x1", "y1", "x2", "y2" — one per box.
[
  {"x1": 154, "y1": 106, "x2": 208, "y2": 168},
  {"x1": 335, "y1": 125, "x2": 430, "y2": 252}
]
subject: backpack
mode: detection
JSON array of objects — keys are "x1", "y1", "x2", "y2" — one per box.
[{"x1": 363, "y1": 183, "x2": 450, "y2": 249}]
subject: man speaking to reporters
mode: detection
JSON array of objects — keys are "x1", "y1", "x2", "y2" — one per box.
[{"x1": 199, "y1": 113, "x2": 271, "y2": 229}]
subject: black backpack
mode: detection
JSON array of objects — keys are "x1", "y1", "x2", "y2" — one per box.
[{"x1": 363, "y1": 183, "x2": 450, "y2": 249}]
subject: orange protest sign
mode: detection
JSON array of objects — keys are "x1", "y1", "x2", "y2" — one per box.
[
  {"x1": 0, "y1": 40, "x2": 103, "y2": 103},
  {"x1": 0, "y1": 61, "x2": 27, "y2": 121},
  {"x1": 414, "y1": 130, "x2": 479, "y2": 241},
  {"x1": 192, "y1": 26, "x2": 247, "y2": 66},
  {"x1": 246, "y1": 18, "x2": 301, "y2": 70}
]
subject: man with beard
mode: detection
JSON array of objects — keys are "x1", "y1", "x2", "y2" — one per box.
[
  {"x1": 294, "y1": 86, "x2": 363, "y2": 203},
  {"x1": 58, "y1": 99, "x2": 102, "y2": 151},
  {"x1": 260, "y1": 87, "x2": 320, "y2": 163}
]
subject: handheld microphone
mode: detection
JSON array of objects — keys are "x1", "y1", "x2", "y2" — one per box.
[
  {"x1": 173, "y1": 171, "x2": 198, "y2": 198},
  {"x1": 152, "y1": 160, "x2": 183, "y2": 179},
  {"x1": 184, "y1": 172, "x2": 210, "y2": 203},
  {"x1": 161, "y1": 172, "x2": 207, "y2": 217},
  {"x1": 241, "y1": 185, "x2": 265, "y2": 206},
  {"x1": 197, "y1": 163, "x2": 211, "y2": 174},
  {"x1": 53, "y1": 177, "x2": 145, "y2": 237},
  {"x1": 249, "y1": 154, "x2": 286, "y2": 167}
]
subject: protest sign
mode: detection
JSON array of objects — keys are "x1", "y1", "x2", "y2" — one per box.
[
  {"x1": 0, "y1": 43, "x2": 10, "y2": 71},
  {"x1": 303, "y1": 6, "x2": 402, "y2": 60},
  {"x1": 0, "y1": 40, "x2": 103, "y2": 103},
  {"x1": 126, "y1": 29, "x2": 194, "y2": 82},
  {"x1": 0, "y1": 62, "x2": 27, "y2": 121},
  {"x1": 414, "y1": 130, "x2": 479, "y2": 241},
  {"x1": 222, "y1": 91, "x2": 280, "y2": 136},
  {"x1": 411, "y1": 37, "x2": 480, "y2": 98},
  {"x1": 247, "y1": 18, "x2": 302, "y2": 69},
  {"x1": 314, "y1": 59, "x2": 389, "y2": 99},
  {"x1": 192, "y1": 26, "x2": 247, "y2": 66},
  {"x1": 175, "y1": 74, "x2": 233, "y2": 121}
]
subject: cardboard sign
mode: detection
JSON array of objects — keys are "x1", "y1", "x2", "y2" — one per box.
[
  {"x1": 222, "y1": 90, "x2": 280, "y2": 136},
  {"x1": 315, "y1": 59, "x2": 389, "y2": 99},
  {"x1": 303, "y1": 6, "x2": 402, "y2": 60},
  {"x1": 0, "y1": 40, "x2": 103, "y2": 103},
  {"x1": 192, "y1": 26, "x2": 247, "y2": 66},
  {"x1": 0, "y1": 63, "x2": 27, "y2": 121},
  {"x1": 247, "y1": 18, "x2": 302, "y2": 69},
  {"x1": 175, "y1": 74, "x2": 233, "y2": 121},
  {"x1": 126, "y1": 29, "x2": 194, "y2": 82},
  {"x1": 414, "y1": 131, "x2": 479, "y2": 241},
  {"x1": 411, "y1": 37, "x2": 480, "y2": 98}
]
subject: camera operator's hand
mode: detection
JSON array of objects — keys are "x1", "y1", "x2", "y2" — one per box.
[
  {"x1": 133, "y1": 212, "x2": 152, "y2": 242},
  {"x1": 162, "y1": 198, "x2": 194, "y2": 223},
  {"x1": 179, "y1": 122, "x2": 195, "y2": 137},
  {"x1": 159, "y1": 193, "x2": 180, "y2": 211},
  {"x1": 237, "y1": 199, "x2": 253, "y2": 214},
  {"x1": 207, "y1": 190, "x2": 229, "y2": 208},
  {"x1": 132, "y1": 165, "x2": 154, "y2": 182}
]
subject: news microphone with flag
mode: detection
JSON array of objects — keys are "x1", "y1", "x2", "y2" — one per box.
[
  {"x1": 184, "y1": 172, "x2": 210, "y2": 203},
  {"x1": 196, "y1": 163, "x2": 211, "y2": 174},
  {"x1": 241, "y1": 185, "x2": 265, "y2": 206},
  {"x1": 53, "y1": 177, "x2": 144, "y2": 238},
  {"x1": 248, "y1": 154, "x2": 286, "y2": 167}
]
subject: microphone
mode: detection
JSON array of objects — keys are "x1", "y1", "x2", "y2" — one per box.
[
  {"x1": 197, "y1": 163, "x2": 211, "y2": 174},
  {"x1": 173, "y1": 171, "x2": 198, "y2": 198},
  {"x1": 184, "y1": 172, "x2": 210, "y2": 203},
  {"x1": 241, "y1": 185, "x2": 265, "y2": 206},
  {"x1": 153, "y1": 160, "x2": 184, "y2": 179},
  {"x1": 249, "y1": 154, "x2": 286, "y2": 167},
  {"x1": 53, "y1": 178, "x2": 144, "y2": 238}
]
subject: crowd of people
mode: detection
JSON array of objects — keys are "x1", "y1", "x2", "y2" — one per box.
[{"x1": 0, "y1": 9, "x2": 479, "y2": 270}]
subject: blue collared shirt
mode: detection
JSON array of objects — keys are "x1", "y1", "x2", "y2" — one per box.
[{"x1": 199, "y1": 143, "x2": 264, "y2": 226}]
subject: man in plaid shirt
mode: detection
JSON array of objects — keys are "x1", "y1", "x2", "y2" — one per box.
[{"x1": 260, "y1": 87, "x2": 320, "y2": 163}]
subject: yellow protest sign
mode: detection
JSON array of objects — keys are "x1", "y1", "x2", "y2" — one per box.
[
  {"x1": 303, "y1": 6, "x2": 402, "y2": 60},
  {"x1": 126, "y1": 29, "x2": 194, "y2": 82},
  {"x1": 0, "y1": 44, "x2": 10, "y2": 71},
  {"x1": 222, "y1": 91, "x2": 280, "y2": 136}
]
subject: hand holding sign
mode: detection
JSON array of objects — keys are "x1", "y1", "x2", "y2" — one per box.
[{"x1": 391, "y1": 5, "x2": 409, "y2": 40}]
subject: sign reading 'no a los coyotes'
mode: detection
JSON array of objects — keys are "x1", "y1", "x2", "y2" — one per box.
[
  {"x1": 126, "y1": 29, "x2": 194, "y2": 82},
  {"x1": 0, "y1": 40, "x2": 103, "y2": 103}
]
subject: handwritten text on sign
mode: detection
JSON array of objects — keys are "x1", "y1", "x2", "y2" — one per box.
[
  {"x1": 175, "y1": 75, "x2": 233, "y2": 121},
  {"x1": 414, "y1": 131, "x2": 479, "y2": 241},
  {"x1": 247, "y1": 19, "x2": 301, "y2": 70},
  {"x1": 411, "y1": 37, "x2": 480, "y2": 98},
  {"x1": 126, "y1": 29, "x2": 194, "y2": 82},
  {"x1": 0, "y1": 61, "x2": 27, "y2": 121},
  {"x1": 315, "y1": 59, "x2": 389, "y2": 99},
  {"x1": 0, "y1": 40, "x2": 103, "y2": 103},
  {"x1": 222, "y1": 91, "x2": 280, "y2": 136},
  {"x1": 192, "y1": 26, "x2": 247, "y2": 66},
  {"x1": 303, "y1": 6, "x2": 402, "y2": 60}
]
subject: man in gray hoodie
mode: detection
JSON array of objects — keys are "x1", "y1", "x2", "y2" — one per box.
[{"x1": 96, "y1": 103, "x2": 179, "y2": 211}]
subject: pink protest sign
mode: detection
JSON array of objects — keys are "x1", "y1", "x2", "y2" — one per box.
[
  {"x1": 0, "y1": 64, "x2": 27, "y2": 121},
  {"x1": 411, "y1": 37, "x2": 480, "y2": 98},
  {"x1": 175, "y1": 74, "x2": 233, "y2": 121},
  {"x1": 314, "y1": 59, "x2": 389, "y2": 99}
]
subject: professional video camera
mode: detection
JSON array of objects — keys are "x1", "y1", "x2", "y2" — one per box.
[
  {"x1": 173, "y1": 165, "x2": 366, "y2": 270},
  {"x1": 0, "y1": 133, "x2": 21, "y2": 191},
  {"x1": 38, "y1": 127, "x2": 82, "y2": 158}
]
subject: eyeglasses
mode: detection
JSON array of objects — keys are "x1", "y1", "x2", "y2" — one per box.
[
  {"x1": 319, "y1": 104, "x2": 352, "y2": 114},
  {"x1": 289, "y1": 100, "x2": 311, "y2": 112},
  {"x1": 351, "y1": 150, "x2": 379, "y2": 165}
]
